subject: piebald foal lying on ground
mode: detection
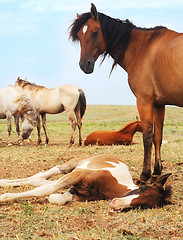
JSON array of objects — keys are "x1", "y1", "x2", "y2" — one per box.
[{"x1": 0, "y1": 155, "x2": 171, "y2": 210}]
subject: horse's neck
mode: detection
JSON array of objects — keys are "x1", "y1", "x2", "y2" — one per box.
[
  {"x1": 108, "y1": 28, "x2": 166, "y2": 72},
  {"x1": 117, "y1": 123, "x2": 138, "y2": 135}
]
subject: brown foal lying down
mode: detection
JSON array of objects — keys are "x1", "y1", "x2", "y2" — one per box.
[{"x1": 84, "y1": 117, "x2": 142, "y2": 146}]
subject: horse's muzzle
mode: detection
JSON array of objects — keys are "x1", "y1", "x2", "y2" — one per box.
[
  {"x1": 79, "y1": 59, "x2": 94, "y2": 74},
  {"x1": 22, "y1": 132, "x2": 30, "y2": 139}
]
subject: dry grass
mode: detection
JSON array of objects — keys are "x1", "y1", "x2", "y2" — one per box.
[{"x1": 0, "y1": 105, "x2": 182, "y2": 239}]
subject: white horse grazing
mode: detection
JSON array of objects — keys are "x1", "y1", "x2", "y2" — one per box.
[
  {"x1": 0, "y1": 85, "x2": 37, "y2": 146},
  {"x1": 15, "y1": 77, "x2": 86, "y2": 146},
  {"x1": 0, "y1": 155, "x2": 172, "y2": 210}
]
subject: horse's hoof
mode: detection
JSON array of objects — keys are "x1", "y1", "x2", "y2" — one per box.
[
  {"x1": 136, "y1": 178, "x2": 147, "y2": 185},
  {"x1": 19, "y1": 142, "x2": 23, "y2": 146},
  {"x1": 150, "y1": 175, "x2": 160, "y2": 184},
  {"x1": 140, "y1": 172, "x2": 151, "y2": 182},
  {"x1": 8, "y1": 143, "x2": 12, "y2": 146},
  {"x1": 67, "y1": 143, "x2": 72, "y2": 149}
]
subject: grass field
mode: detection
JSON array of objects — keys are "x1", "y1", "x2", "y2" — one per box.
[{"x1": 0, "y1": 105, "x2": 182, "y2": 240}]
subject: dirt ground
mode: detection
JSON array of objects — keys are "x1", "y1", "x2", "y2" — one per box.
[
  {"x1": 0, "y1": 140, "x2": 182, "y2": 240},
  {"x1": 0, "y1": 105, "x2": 183, "y2": 239}
]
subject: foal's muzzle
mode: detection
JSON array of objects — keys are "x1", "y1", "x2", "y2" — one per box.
[{"x1": 79, "y1": 59, "x2": 94, "y2": 74}]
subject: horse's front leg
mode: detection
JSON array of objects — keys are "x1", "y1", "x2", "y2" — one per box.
[
  {"x1": 41, "y1": 113, "x2": 49, "y2": 144},
  {"x1": 6, "y1": 114, "x2": 12, "y2": 146},
  {"x1": 14, "y1": 115, "x2": 23, "y2": 146},
  {"x1": 153, "y1": 105, "x2": 165, "y2": 176},
  {"x1": 137, "y1": 100, "x2": 153, "y2": 182},
  {"x1": 36, "y1": 113, "x2": 42, "y2": 145}
]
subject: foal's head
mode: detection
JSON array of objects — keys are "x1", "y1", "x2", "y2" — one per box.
[
  {"x1": 70, "y1": 4, "x2": 106, "y2": 74},
  {"x1": 110, "y1": 173, "x2": 172, "y2": 211}
]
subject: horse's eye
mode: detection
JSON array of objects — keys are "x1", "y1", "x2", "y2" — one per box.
[{"x1": 92, "y1": 30, "x2": 98, "y2": 38}]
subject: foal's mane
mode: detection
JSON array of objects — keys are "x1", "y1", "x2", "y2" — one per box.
[
  {"x1": 116, "y1": 120, "x2": 140, "y2": 132},
  {"x1": 69, "y1": 12, "x2": 166, "y2": 71}
]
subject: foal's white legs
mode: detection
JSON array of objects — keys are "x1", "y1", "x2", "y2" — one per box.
[
  {"x1": 48, "y1": 191, "x2": 73, "y2": 205},
  {"x1": 0, "y1": 166, "x2": 61, "y2": 187},
  {"x1": 0, "y1": 170, "x2": 83, "y2": 203},
  {"x1": 0, "y1": 155, "x2": 88, "y2": 187}
]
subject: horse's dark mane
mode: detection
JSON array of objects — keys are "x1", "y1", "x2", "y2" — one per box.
[
  {"x1": 16, "y1": 78, "x2": 45, "y2": 89},
  {"x1": 69, "y1": 12, "x2": 166, "y2": 71}
]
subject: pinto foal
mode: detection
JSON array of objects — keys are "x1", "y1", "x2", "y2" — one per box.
[
  {"x1": 0, "y1": 155, "x2": 171, "y2": 210},
  {"x1": 84, "y1": 117, "x2": 142, "y2": 146}
]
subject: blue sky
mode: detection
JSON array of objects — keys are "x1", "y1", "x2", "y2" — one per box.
[{"x1": 0, "y1": 0, "x2": 183, "y2": 105}]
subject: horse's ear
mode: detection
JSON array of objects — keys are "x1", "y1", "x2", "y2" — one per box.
[
  {"x1": 156, "y1": 173, "x2": 172, "y2": 186},
  {"x1": 17, "y1": 76, "x2": 20, "y2": 81},
  {"x1": 76, "y1": 13, "x2": 80, "y2": 18},
  {"x1": 136, "y1": 116, "x2": 139, "y2": 120},
  {"x1": 91, "y1": 3, "x2": 98, "y2": 20}
]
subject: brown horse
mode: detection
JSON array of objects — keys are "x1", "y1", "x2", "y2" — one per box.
[
  {"x1": 69, "y1": 4, "x2": 183, "y2": 181},
  {"x1": 84, "y1": 117, "x2": 142, "y2": 146}
]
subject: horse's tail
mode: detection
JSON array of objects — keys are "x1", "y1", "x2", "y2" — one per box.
[{"x1": 75, "y1": 89, "x2": 86, "y2": 119}]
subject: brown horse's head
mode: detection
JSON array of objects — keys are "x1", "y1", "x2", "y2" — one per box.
[{"x1": 70, "y1": 4, "x2": 106, "y2": 74}]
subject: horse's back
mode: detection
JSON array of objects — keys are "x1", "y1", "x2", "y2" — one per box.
[
  {"x1": 0, "y1": 85, "x2": 21, "y2": 103},
  {"x1": 0, "y1": 86, "x2": 22, "y2": 117}
]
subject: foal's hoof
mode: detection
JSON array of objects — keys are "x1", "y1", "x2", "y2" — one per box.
[{"x1": 8, "y1": 142, "x2": 12, "y2": 147}]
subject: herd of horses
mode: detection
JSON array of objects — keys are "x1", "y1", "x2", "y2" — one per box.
[{"x1": 1, "y1": 3, "x2": 182, "y2": 211}]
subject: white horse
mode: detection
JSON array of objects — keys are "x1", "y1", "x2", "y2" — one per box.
[
  {"x1": 15, "y1": 77, "x2": 86, "y2": 146},
  {"x1": 0, "y1": 85, "x2": 37, "y2": 146}
]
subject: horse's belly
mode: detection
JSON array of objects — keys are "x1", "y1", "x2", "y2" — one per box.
[
  {"x1": 39, "y1": 104, "x2": 65, "y2": 114},
  {"x1": 154, "y1": 86, "x2": 183, "y2": 106},
  {"x1": 0, "y1": 113, "x2": 6, "y2": 119}
]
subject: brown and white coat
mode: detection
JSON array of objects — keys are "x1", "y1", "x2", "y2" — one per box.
[{"x1": 0, "y1": 155, "x2": 171, "y2": 210}]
